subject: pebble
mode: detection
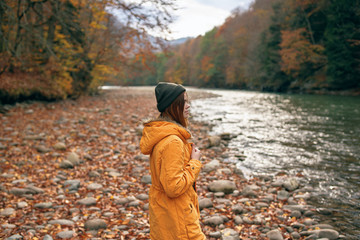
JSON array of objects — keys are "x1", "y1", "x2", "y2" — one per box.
[
  {"x1": 266, "y1": 229, "x2": 283, "y2": 240},
  {"x1": 34, "y1": 202, "x2": 53, "y2": 209},
  {"x1": 1, "y1": 208, "x2": 15, "y2": 216},
  {"x1": 77, "y1": 197, "x2": 97, "y2": 206},
  {"x1": 204, "y1": 216, "x2": 224, "y2": 226},
  {"x1": 84, "y1": 219, "x2": 107, "y2": 230},
  {"x1": 87, "y1": 183, "x2": 103, "y2": 190},
  {"x1": 208, "y1": 180, "x2": 236, "y2": 194},
  {"x1": 56, "y1": 230, "x2": 75, "y2": 239},
  {"x1": 199, "y1": 198, "x2": 213, "y2": 210},
  {"x1": 48, "y1": 219, "x2": 75, "y2": 226}
]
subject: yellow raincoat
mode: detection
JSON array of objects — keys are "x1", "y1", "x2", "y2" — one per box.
[{"x1": 140, "y1": 118, "x2": 206, "y2": 240}]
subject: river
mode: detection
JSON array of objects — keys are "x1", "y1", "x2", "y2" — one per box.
[{"x1": 190, "y1": 89, "x2": 360, "y2": 239}]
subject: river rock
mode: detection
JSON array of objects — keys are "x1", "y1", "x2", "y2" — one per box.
[
  {"x1": 283, "y1": 178, "x2": 299, "y2": 191},
  {"x1": 266, "y1": 229, "x2": 283, "y2": 240},
  {"x1": 199, "y1": 198, "x2": 213, "y2": 210},
  {"x1": 232, "y1": 204, "x2": 244, "y2": 214},
  {"x1": 309, "y1": 229, "x2": 339, "y2": 239},
  {"x1": 43, "y1": 235, "x2": 53, "y2": 240},
  {"x1": 136, "y1": 193, "x2": 149, "y2": 200},
  {"x1": 9, "y1": 188, "x2": 30, "y2": 196},
  {"x1": 87, "y1": 183, "x2": 103, "y2": 190},
  {"x1": 203, "y1": 160, "x2": 220, "y2": 173},
  {"x1": 209, "y1": 232, "x2": 222, "y2": 238},
  {"x1": 63, "y1": 179, "x2": 81, "y2": 191},
  {"x1": 67, "y1": 152, "x2": 80, "y2": 165},
  {"x1": 5, "y1": 234, "x2": 23, "y2": 239},
  {"x1": 25, "y1": 185, "x2": 44, "y2": 194},
  {"x1": 208, "y1": 180, "x2": 236, "y2": 194},
  {"x1": 277, "y1": 190, "x2": 289, "y2": 200},
  {"x1": 17, "y1": 201, "x2": 28, "y2": 209},
  {"x1": 84, "y1": 219, "x2": 107, "y2": 230},
  {"x1": 141, "y1": 175, "x2": 152, "y2": 184},
  {"x1": 1, "y1": 208, "x2": 15, "y2": 216},
  {"x1": 77, "y1": 197, "x2": 96, "y2": 206},
  {"x1": 207, "y1": 136, "x2": 221, "y2": 147},
  {"x1": 88, "y1": 171, "x2": 100, "y2": 178},
  {"x1": 56, "y1": 230, "x2": 75, "y2": 239},
  {"x1": 49, "y1": 219, "x2": 75, "y2": 226},
  {"x1": 204, "y1": 216, "x2": 224, "y2": 226},
  {"x1": 35, "y1": 145, "x2": 51, "y2": 153},
  {"x1": 60, "y1": 160, "x2": 74, "y2": 169},
  {"x1": 53, "y1": 142, "x2": 66, "y2": 150},
  {"x1": 221, "y1": 228, "x2": 239, "y2": 240},
  {"x1": 34, "y1": 202, "x2": 53, "y2": 209}
]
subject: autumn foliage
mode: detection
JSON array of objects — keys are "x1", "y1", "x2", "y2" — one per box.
[
  {"x1": 0, "y1": 0, "x2": 174, "y2": 103},
  {"x1": 123, "y1": 0, "x2": 360, "y2": 94}
]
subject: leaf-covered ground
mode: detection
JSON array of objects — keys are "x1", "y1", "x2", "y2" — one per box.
[{"x1": 0, "y1": 87, "x2": 341, "y2": 240}]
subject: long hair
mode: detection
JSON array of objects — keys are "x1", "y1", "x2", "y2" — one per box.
[{"x1": 160, "y1": 92, "x2": 188, "y2": 128}]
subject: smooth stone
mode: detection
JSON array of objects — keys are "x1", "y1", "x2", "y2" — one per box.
[
  {"x1": 67, "y1": 152, "x2": 80, "y2": 165},
  {"x1": 128, "y1": 200, "x2": 141, "y2": 207},
  {"x1": 9, "y1": 188, "x2": 30, "y2": 196},
  {"x1": 136, "y1": 194, "x2": 149, "y2": 200},
  {"x1": 203, "y1": 160, "x2": 220, "y2": 173},
  {"x1": 290, "y1": 210, "x2": 302, "y2": 218},
  {"x1": 56, "y1": 230, "x2": 75, "y2": 239},
  {"x1": 208, "y1": 180, "x2": 236, "y2": 194},
  {"x1": 77, "y1": 197, "x2": 96, "y2": 206},
  {"x1": 43, "y1": 235, "x2": 54, "y2": 240},
  {"x1": 221, "y1": 228, "x2": 240, "y2": 240},
  {"x1": 283, "y1": 178, "x2": 299, "y2": 191},
  {"x1": 88, "y1": 171, "x2": 100, "y2": 178},
  {"x1": 25, "y1": 185, "x2": 44, "y2": 194},
  {"x1": 53, "y1": 142, "x2": 66, "y2": 150},
  {"x1": 114, "y1": 197, "x2": 129, "y2": 205},
  {"x1": 199, "y1": 198, "x2": 213, "y2": 210},
  {"x1": 6, "y1": 234, "x2": 23, "y2": 239},
  {"x1": 232, "y1": 205, "x2": 244, "y2": 214},
  {"x1": 1, "y1": 208, "x2": 15, "y2": 216},
  {"x1": 84, "y1": 219, "x2": 107, "y2": 230},
  {"x1": 108, "y1": 171, "x2": 121, "y2": 177},
  {"x1": 141, "y1": 175, "x2": 152, "y2": 184},
  {"x1": 34, "y1": 202, "x2": 53, "y2": 209},
  {"x1": 2, "y1": 224, "x2": 16, "y2": 229},
  {"x1": 291, "y1": 232, "x2": 301, "y2": 239},
  {"x1": 60, "y1": 160, "x2": 74, "y2": 169},
  {"x1": 63, "y1": 180, "x2": 80, "y2": 191},
  {"x1": 277, "y1": 190, "x2": 289, "y2": 200},
  {"x1": 266, "y1": 229, "x2": 283, "y2": 240},
  {"x1": 17, "y1": 201, "x2": 28, "y2": 208},
  {"x1": 204, "y1": 216, "x2": 224, "y2": 226},
  {"x1": 48, "y1": 219, "x2": 75, "y2": 226},
  {"x1": 87, "y1": 183, "x2": 103, "y2": 190},
  {"x1": 209, "y1": 231, "x2": 222, "y2": 238}
]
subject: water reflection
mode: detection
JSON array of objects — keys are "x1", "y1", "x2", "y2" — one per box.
[{"x1": 191, "y1": 89, "x2": 360, "y2": 238}]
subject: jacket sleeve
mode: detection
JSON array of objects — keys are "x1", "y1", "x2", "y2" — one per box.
[{"x1": 160, "y1": 138, "x2": 202, "y2": 198}]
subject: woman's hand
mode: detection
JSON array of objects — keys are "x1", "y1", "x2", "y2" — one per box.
[{"x1": 191, "y1": 144, "x2": 201, "y2": 160}]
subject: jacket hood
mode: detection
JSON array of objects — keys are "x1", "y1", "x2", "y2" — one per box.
[{"x1": 140, "y1": 118, "x2": 191, "y2": 155}]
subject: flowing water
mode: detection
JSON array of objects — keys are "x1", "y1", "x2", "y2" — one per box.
[{"x1": 190, "y1": 89, "x2": 360, "y2": 239}]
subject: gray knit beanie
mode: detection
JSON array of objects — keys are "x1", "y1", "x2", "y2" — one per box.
[{"x1": 155, "y1": 82, "x2": 186, "y2": 112}]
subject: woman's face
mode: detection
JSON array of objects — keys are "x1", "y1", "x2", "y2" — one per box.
[{"x1": 183, "y1": 93, "x2": 190, "y2": 119}]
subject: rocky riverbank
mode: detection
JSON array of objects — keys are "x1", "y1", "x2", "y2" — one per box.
[{"x1": 0, "y1": 87, "x2": 344, "y2": 239}]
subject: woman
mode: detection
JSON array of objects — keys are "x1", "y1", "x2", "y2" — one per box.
[{"x1": 140, "y1": 82, "x2": 206, "y2": 240}]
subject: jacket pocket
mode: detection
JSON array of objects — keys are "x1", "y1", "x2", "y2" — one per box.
[{"x1": 184, "y1": 203, "x2": 203, "y2": 239}]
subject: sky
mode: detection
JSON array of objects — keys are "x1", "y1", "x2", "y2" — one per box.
[{"x1": 168, "y1": 0, "x2": 254, "y2": 39}]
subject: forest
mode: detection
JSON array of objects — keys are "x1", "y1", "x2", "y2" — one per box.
[
  {"x1": 1, "y1": 0, "x2": 360, "y2": 103},
  {"x1": 125, "y1": 0, "x2": 360, "y2": 94},
  {"x1": 0, "y1": 0, "x2": 174, "y2": 103}
]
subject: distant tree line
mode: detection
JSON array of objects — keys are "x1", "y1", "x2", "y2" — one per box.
[
  {"x1": 0, "y1": 0, "x2": 174, "y2": 103},
  {"x1": 125, "y1": 0, "x2": 360, "y2": 93}
]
